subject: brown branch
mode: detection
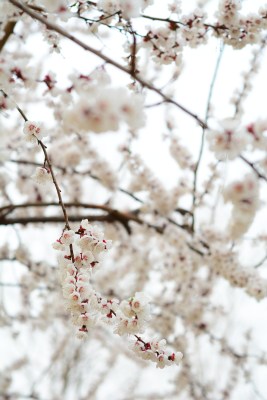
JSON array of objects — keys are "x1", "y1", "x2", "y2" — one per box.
[
  {"x1": 8, "y1": 159, "x2": 193, "y2": 217},
  {"x1": 0, "y1": 201, "x2": 196, "y2": 236},
  {"x1": 0, "y1": 214, "x2": 124, "y2": 224},
  {"x1": 0, "y1": 21, "x2": 17, "y2": 52},
  {"x1": 8, "y1": 0, "x2": 207, "y2": 129},
  {"x1": 141, "y1": 14, "x2": 184, "y2": 26},
  {"x1": 0, "y1": 202, "x2": 145, "y2": 233},
  {"x1": 141, "y1": 13, "x2": 229, "y2": 34},
  {"x1": 0, "y1": 213, "x2": 164, "y2": 234},
  {"x1": 128, "y1": 21, "x2": 137, "y2": 77},
  {"x1": 0, "y1": 207, "x2": 205, "y2": 255},
  {"x1": 38, "y1": 141, "x2": 73, "y2": 232},
  {"x1": 85, "y1": 0, "x2": 97, "y2": 6},
  {"x1": 0, "y1": 393, "x2": 46, "y2": 400},
  {"x1": 0, "y1": 201, "x2": 130, "y2": 214},
  {"x1": 14, "y1": 106, "x2": 73, "y2": 230},
  {"x1": 3, "y1": 91, "x2": 75, "y2": 262}
]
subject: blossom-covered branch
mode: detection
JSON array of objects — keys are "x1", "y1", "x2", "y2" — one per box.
[{"x1": 8, "y1": 0, "x2": 207, "y2": 128}]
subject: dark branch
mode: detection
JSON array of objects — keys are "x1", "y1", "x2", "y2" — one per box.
[
  {"x1": 240, "y1": 155, "x2": 267, "y2": 182},
  {"x1": 0, "y1": 21, "x2": 17, "y2": 52}
]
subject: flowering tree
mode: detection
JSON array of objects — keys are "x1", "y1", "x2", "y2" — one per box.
[{"x1": 1, "y1": 0, "x2": 267, "y2": 399}]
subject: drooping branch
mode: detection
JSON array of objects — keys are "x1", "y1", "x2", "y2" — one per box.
[
  {"x1": 13, "y1": 106, "x2": 74, "y2": 232},
  {"x1": 3, "y1": 91, "x2": 75, "y2": 262}
]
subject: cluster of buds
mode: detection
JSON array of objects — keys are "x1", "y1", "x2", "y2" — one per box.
[{"x1": 133, "y1": 337, "x2": 183, "y2": 369}]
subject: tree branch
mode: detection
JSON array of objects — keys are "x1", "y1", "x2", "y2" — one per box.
[
  {"x1": 0, "y1": 202, "x2": 145, "y2": 233},
  {"x1": 240, "y1": 155, "x2": 267, "y2": 182},
  {"x1": 3, "y1": 90, "x2": 75, "y2": 262},
  {"x1": 8, "y1": 159, "x2": 193, "y2": 217},
  {"x1": 8, "y1": 0, "x2": 207, "y2": 129},
  {"x1": 0, "y1": 21, "x2": 17, "y2": 52}
]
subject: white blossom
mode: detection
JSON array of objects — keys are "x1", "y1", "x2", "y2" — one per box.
[
  {"x1": 23, "y1": 121, "x2": 45, "y2": 143},
  {"x1": 32, "y1": 167, "x2": 52, "y2": 185},
  {"x1": 207, "y1": 119, "x2": 249, "y2": 160}
]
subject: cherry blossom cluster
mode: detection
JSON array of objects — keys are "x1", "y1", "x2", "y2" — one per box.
[
  {"x1": 31, "y1": 167, "x2": 52, "y2": 185},
  {"x1": 216, "y1": 0, "x2": 267, "y2": 48},
  {"x1": 230, "y1": 45, "x2": 265, "y2": 118},
  {"x1": 1, "y1": 0, "x2": 267, "y2": 397},
  {"x1": 133, "y1": 336, "x2": 183, "y2": 369},
  {"x1": 125, "y1": 152, "x2": 191, "y2": 215},
  {"x1": 245, "y1": 119, "x2": 267, "y2": 150},
  {"x1": 97, "y1": 0, "x2": 154, "y2": 19},
  {"x1": 23, "y1": 120, "x2": 44, "y2": 143},
  {"x1": 169, "y1": 135, "x2": 195, "y2": 171},
  {"x1": 0, "y1": 51, "x2": 37, "y2": 91},
  {"x1": 207, "y1": 247, "x2": 267, "y2": 300},
  {"x1": 207, "y1": 119, "x2": 249, "y2": 160},
  {"x1": 142, "y1": 27, "x2": 184, "y2": 66},
  {"x1": 180, "y1": 9, "x2": 208, "y2": 48},
  {"x1": 140, "y1": 6, "x2": 209, "y2": 65},
  {"x1": 21, "y1": 120, "x2": 53, "y2": 185},
  {"x1": 48, "y1": 134, "x2": 118, "y2": 190},
  {"x1": 53, "y1": 219, "x2": 183, "y2": 368},
  {"x1": 223, "y1": 173, "x2": 259, "y2": 239},
  {"x1": 84, "y1": 139, "x2": 118, "y2": 190},
  {"x1": 62, "y1": 85, "x2": 145, "y2": 134},
  {"x1": 37, "y1": 0, "x2": 69, "y2": 13},
  {"x1": 42, "y1": 27, "x2": 61, "y2": 53},
  {"x1": 207, "y1": 117, "x2": 267, "y2": 160}
]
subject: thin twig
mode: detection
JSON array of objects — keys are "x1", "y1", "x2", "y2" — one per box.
[
  {"x1": 191, "y1": 44, "x2": 224, "y2": 231},
  {"x1": 253, "y1": 253, "x2": 267, "y2": 268},
  {"x1": 240, "y1": 155, "x2": 267, "y2": 182},
  {"x1": 5, "y1": 90, "x2": 75, "y2": 262}
]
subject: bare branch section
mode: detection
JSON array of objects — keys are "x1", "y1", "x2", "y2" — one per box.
[
  {"x1": 8, "y1": 0, "x2": 207, "y2": 128},
  {"x1": 0, "y1": 21, "x2": 16, "y2": 52},
  {"x1": 0, "y1": 202, "x2": 197, "y2": 239},
  {"x1": 0, "y1": 202, "x2": 145, "y2": 233}
]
